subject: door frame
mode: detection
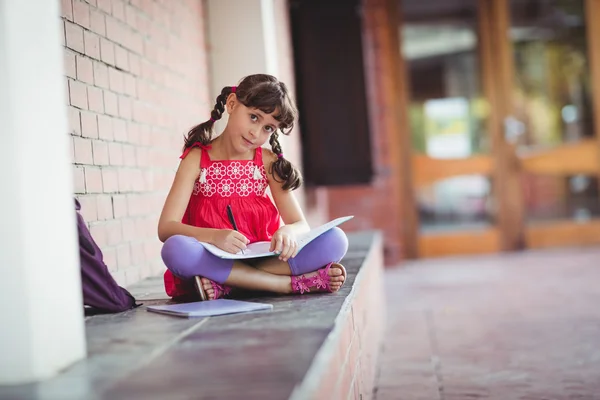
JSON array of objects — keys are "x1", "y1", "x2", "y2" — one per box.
[{"x1": 395, "y1": 0, "x2": 600, "y2": 258}]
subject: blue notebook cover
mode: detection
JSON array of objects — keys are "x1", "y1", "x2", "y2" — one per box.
[{"x1": 146, "y1": 299, "x2": 273, "y2": 318}]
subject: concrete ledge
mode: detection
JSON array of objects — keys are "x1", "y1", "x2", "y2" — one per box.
[
  {"x1": 291, "y1": 231, "x2": 385, "y2": 400},
  {"x1": 0, "y1": 231, "x2": 385, "y2": 400}
]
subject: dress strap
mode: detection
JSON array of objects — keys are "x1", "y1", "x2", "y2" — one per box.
[
  {"x1": 253, "y1": 147, "x2": 263, "y2": 166},
  {"x1": 180, "y1": 142, "x2": 212, "y2": 169},
  {"x1": 250, "y1": 147, "x2": 266, "y2": 181}
]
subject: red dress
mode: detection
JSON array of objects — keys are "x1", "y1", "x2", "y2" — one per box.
[{"x1": 163, "y1": 142, "x2": 281, "y2": 298}]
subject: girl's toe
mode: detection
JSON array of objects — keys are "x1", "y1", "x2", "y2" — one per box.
[
  {"x1": 205, "y1": 288, "x2": 215, "y2": 300},
  {"x1": 330, "y1": 283, "x2": 342, "y2": 292},
  {"x1": 200, "y1": 278, "x2": 211, "y2": 288}
]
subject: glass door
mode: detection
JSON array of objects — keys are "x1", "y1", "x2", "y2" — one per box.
[
  {"x1": 492, "y1": 0, "x2": 600, "y2": 249},
  {"x1": 401, "y1": 0, "x2": 501, "y2": 256},
  {"x1": 401, "y1": 0, "x2": 600, "y2": 257}
]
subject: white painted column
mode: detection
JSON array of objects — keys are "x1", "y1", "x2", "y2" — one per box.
[
  {"x1": 206, "y1": 0, "x2": 276, "y2": 135},
  {"x1": 206, "y1": 0, "x2": 278, "y2": 98},
  {"x1": 206, "y1": 0, "x2": 307, "y2": 208},
  {"x1": 0, "y1": 0, "x2": 86, "y2": 384}
]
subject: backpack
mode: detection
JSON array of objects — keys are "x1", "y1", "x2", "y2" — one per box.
[{"x1": 76, "y1": 199, "x2": 138, "y2": 314}]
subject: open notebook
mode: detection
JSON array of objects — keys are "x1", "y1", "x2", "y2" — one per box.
[
  {"x1": 146, "y1": 299, "x2": 273, "y2": 318},
  {"x1": 199, "y1": 215, "x2": 353, "y2": 259}
]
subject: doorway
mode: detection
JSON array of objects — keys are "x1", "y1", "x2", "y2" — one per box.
[{"x1": 400, "y1": 0, "x2": 600, "y2": 257}]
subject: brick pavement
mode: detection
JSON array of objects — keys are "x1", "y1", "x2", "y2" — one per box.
[{"x1": 374, "y1": 247, "x2": 600, "y2": 400}]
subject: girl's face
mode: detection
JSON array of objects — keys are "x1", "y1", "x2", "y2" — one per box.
[{"x1": 226, "y1": 94, "x2": 280, "y2": 153}]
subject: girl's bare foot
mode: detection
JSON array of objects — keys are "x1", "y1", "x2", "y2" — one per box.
[
  {"x1": 198, "y1": 277, "x2": 231, "y2": 300},
  {"x1": 324, "y1": 264, "x2": 345, "y2": 292}
]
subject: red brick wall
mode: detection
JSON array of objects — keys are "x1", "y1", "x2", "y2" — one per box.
[
  {"x1": 325, "y1": 0, "x2": 409, "y2": 266},
  {"x1": 304, "y1": 234, "x2": 385, "y2": 399},
  {"x1": 61, "y1": 0, "x2": 211, "y2": 286},
  {"x1": 324, "y1": 107, "x2": 406, "y2": 265},
  {"x1": 326, "y1": 181, "x2": 403, "y2": 266}
]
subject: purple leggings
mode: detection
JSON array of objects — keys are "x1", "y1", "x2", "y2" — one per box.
[{"x1": 161, "y1": 227, "x2": 348, "y2": 284}]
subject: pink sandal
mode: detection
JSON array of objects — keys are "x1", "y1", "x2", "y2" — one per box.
[
  {"x1": 193, "y1": 276, "x2": 232, "y2": 301},
  {"x1": 290, "y1": 262, "x2": 347, "y2": 294}
]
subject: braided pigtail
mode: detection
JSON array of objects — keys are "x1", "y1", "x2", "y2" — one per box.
[
  {"x1": 269, "y1": 132, "x2": 302, "y2": 190},
  {"x1": 183, "y1": 86, "x2": 235, "y2": 150}
]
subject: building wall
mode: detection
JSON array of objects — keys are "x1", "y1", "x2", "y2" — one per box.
[
  {"x1": 324, "y1": 0, "x2": 408, "y2": 266},
  {"x1": 325, "y1": 163, "x2": 404, "y2": 265},
  {"x1": 61, "y1": 0, "x2": 326, "y2": 288},
  {"x1": 61, "y1": 0, "x2": 211, "y2": 287},
  {"x1": 271, "y1": 0, "x2": 330, "y2": 227},
  {"x1": 204, "y1": 0, "x2": 326, "y2": 227}
]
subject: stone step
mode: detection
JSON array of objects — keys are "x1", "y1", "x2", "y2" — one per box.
[{"x1": 0, "y1": 231, "x2": 385, "y2": 400}]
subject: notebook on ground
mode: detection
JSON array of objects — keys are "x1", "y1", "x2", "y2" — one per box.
[
  {"x1": 146, "y1": 299, "x2": 273, "y2": 318},
  {"x1": 199, "y1": 215, "x2": 354, "y2": 259}
]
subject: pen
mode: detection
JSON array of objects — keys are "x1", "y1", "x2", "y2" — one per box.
[{"x1": 226, "y1": 204, "x2": 244, "y2": 254}]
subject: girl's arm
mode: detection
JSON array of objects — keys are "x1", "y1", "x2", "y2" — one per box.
[
  {"x1": 157, "y1": 148, "x2": 248, "y2": 253},
  {"x1": 264, "y1": 150, "x2": 310, "y2": 260}
]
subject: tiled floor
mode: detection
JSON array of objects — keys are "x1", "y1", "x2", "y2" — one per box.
[{"x1": 374, "y1": 247, "x2": 600, "y2": 400}]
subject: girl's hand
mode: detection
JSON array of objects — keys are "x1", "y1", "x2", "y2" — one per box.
[
  {"x1": 210, "y1": 229, "x2": 249, "y2": 254},
  {"x1": 270, "y1": 226, "x2": 298, "y2": 262}
]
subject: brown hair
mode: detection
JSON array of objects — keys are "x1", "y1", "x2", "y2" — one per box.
[{"x1": 184, "y1": 74, "x2": 302, "y2": 190}]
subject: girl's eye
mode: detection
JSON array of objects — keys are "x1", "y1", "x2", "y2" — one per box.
[
  {"x1": 264, "y1": 126, "x2": 274, "y2": 133},
  {"x1": 250, "y1": 114, "x2": 258, "y2": 122}
]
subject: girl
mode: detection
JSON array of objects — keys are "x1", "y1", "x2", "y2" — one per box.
[{"x1": 158, "y1": 74, "x2": 348, "y2": 301}]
